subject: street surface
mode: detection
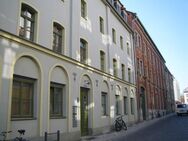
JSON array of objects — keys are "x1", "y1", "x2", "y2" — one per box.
[{"x1": 112, "y1": 115, "x2": 188, "y2": 141}]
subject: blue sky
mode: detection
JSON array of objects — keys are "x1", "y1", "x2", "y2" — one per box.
[{"x1": 122, "y1": 0, "x2": 188, "y2": 93}]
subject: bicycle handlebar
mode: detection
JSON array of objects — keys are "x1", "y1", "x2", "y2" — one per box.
[
  {"x1": 18, "y1": 129, "x2": 25, "y2": 135},
  {"x1": 1, "y1": 131, "x2": 12, "y2": 134}
]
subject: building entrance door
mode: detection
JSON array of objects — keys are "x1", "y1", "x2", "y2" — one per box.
[
  {"x1": 140, "y1": 87, "x2": 146, "y2": 120},
  {"x1": 80, "y1": 87, "x2": 89, "y2": 136}
]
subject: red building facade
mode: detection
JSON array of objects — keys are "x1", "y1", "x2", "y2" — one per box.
[{"x1": 127, "y1": 12, "x2": 168, "y2": 121}]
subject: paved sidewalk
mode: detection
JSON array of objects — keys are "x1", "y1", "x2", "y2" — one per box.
[{"x1": 80, "y1": 113, "x2": 175, "y2": 141}]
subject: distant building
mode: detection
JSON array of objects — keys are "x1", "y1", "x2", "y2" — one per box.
[
  {"x1": 173, "y1": 79, "x2": 181, "y2": 102},
  {"x1": 127, "y1": 11, "x2": 171, "y2": 120},
  {"x1": 180, "y1": 95, "x2": 185, "y2": 103},
  {"x1": 183, "y1": 87, "x2": 188, "y2": 104},
  {"x1": 165, "y1": 67, "x2": 175, "y2": 113}
]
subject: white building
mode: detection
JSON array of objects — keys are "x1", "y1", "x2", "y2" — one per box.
[
  {"x1": 173, "y1": 79, "x2": 181, "y2": 102},
  {"x1": 0, "y1": 0, "x2": 137, "y2": 140},
  {"x1": 183, "y1": 87, "x2": 188, "y2": 104}
]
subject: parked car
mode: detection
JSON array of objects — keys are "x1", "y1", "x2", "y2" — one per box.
[{"x1": 176, "y1": 104, "x2": 188, "y2": 116}]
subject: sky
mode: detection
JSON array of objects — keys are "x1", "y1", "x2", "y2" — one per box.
[{"x1": 121, "y1": 0, "x2": 188, "y2": 94}]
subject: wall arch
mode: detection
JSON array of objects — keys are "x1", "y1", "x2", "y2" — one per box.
[
  {"x1": 10, "y1": 54, "x2": 42, "y2": 137},
  {"x1": 48, "y1": 65, "x2": 69, "y2": 133},
  {"x1": 80, "y1": 74, "x2": 92, "y2": 89},
  {"x1": 101, "y1": 80, "x2": 109, "y2": 93},
  {"x1": 79, "y1": 74, "x2": 93, "y2": 136}
]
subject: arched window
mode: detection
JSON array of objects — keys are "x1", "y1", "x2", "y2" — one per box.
[{"x1": 19, "y1": 4, "x2": 37, "y2": 41}]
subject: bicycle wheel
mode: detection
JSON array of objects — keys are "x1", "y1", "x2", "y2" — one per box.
[
  {"x1": 115, "y1": 122, "x2": 122, "y2": 131},
  {"x1": 122, "y1": 121, "x2": 127, "y2": 130},
  {"x1": 12, "y1": 138, "x2": 19, "y2": 141}
]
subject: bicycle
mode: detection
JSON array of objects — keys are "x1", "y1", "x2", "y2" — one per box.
[
  {"x1": 13, "y1": 129, "x2": 28, "y2": 141},
  {"x1": 114, "y1": 115, "x2": 127, "y2": 131},
  {"x1": 0, "y1": 131, "x2": 12, "y2": 141}
]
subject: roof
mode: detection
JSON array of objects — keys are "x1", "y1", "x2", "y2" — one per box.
[{"x1": 127, "y1": 11, "x2": 166, "y2": 63}]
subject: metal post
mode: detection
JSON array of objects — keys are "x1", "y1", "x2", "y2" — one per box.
[
  {"x1": 44, "y1": 132, "x2": 47, "y2": 141},
  {"x1": 57, "y1": 130, "x2": 60, "y2": 141}
]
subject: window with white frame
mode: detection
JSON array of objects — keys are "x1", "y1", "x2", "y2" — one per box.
[
  {"x1": 100, "y1": 51, "x2": 106, "y2": 72},
  {"x1": 124, "y1": 96, "x2": 128, "y2": 115},
  {"x1": 128, "y1": 68, "x2": 131, "y2": 83},
  {"x1": 99, "y1": 17, "x2": 104, "y2": 34},
  {"x1": 101, "y1": 92, "x2": 107, "y2": 116},
  {"x1": 112, "y1": 28, "x2": 116, "y2": 43},
  {"x1": 120, "y1": 36, "x2": 123, "y2": 50},
  {"x1": 81, "y1": 0, "x2": 87, "y2": 19},
  {"x1": 130, "y1": 98, "x2": 135, "y2": 114},
  {"x1": 121, "y1": 64, "x2": 125, "y2": 80},
  {"x1": 50, "y1": 82, "x2": 64, "y2": 118},
  {"x1": 127, "y1": 42, "x2": 130, "y2": 55},
  {"x1": 19, "y1": 4, "x2": 36, "y2": 41},
  {"x1": 11, "y1": 75, "x2": 35, "y2": 119},
  {"x1": 80, "y1": 39, "x2": 88, "y2": 64},
  {"x1": 115, "y1": 95, "x2": 120, "y2": 115},
  {"x1": 113, "y1": 58, "x2": 118, "y2": 77},
  {"x1": 53, "y1": 22, "x2": 64, "y2": 54}
]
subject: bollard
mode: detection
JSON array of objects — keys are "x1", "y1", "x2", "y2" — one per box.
[
  {"x1": 44, "y1": 132, "x2": 47, "y2": 141},
  {"x1": 57, "y1": 130, "x2": 60, "y2": 141}
]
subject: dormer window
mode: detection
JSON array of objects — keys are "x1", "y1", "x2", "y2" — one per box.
[{"x1": 114, "y1": 1, "x2": 117, "y2": 9}]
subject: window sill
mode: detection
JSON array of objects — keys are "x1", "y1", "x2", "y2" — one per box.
[
  {"x1": 81, "y1": 16, "x2": 87, "y2": 21},
  {"x1": 50, "y1": 116, "x2": 66, "y2": 119},
  {"x1": 11, "y1": 117, "x2": 37, "y2": 121},
  {"x1": 101, "y1": 115, "x2": 109, "y2": 118}
]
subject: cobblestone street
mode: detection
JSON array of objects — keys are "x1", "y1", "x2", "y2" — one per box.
[{"x1": 82, "y1": 114, "x2": 188, "y2": 141}]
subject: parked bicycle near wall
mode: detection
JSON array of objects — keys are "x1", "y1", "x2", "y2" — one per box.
[
  {"x1": 0, "y1": 130, "x2": 28, "y2": 141},
  {"x1": 13, "y1": 129, "x2": 28, "y2": 141},
  {"x1": 0, "y1": 131, "x2": 12, "y2": 141},
  {"x1": 114, "y1": 115, "x2": 127, "y2": 131}
]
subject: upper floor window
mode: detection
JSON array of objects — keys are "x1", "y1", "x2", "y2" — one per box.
[
  {"x1": 80, "y1": 39, "x2": 88, "y2": 64},
  {"x1": 128, "y1": 68, "x2": 131, "y2": 83},
  {"x1": 53, "y1": 22, "x2": 64, "y2": 54},
  {"x1": 100, "y1": 51, "x2": 106, "y2": 72},
  {"x1": 120, "y1": 36, "x2": 123, "y2": 50},
  {"x1": 114, "y1": 1, "x2": 117, "y2": 9},
  {"x1": 112, "y1": 28, "x2": 116, "y2": 44},
  {"x1": 127, "y1": 42, "x2": 130, "y2": 55},
  {"x1": 81, "y1": 0, "x2": 87, "y2": 19},
  {"x1": 11, "y1": 75, "x2": 35, "y2": 119},
  {"x1": 99, "y1": 17, "x2": 104, "y2": 34},
  {"x1": 19, "y1": 4, "x2": 36, "y2": 41},
  {"x1": 140, "y1": 61, "x2": 144, "y2": 76},
  {"x1": 121, "y1": 64, "x2": 125, "y2": 80},
  {"x1": 113, "y1": 59, "x2": 118, "y2": 77},
  {"x1": 135, "y1": 32, "x2": 141, "y2": 47}
]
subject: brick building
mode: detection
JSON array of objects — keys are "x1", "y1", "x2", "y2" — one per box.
[
  {"x1": 127, "y1": 12, "x2": 170, "y2": 121},
  {"x1": 164, "y1": 67, "x2": 175, "y2": 113}
]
